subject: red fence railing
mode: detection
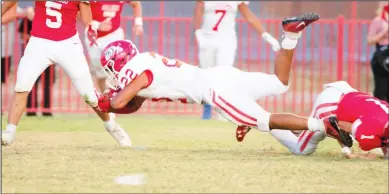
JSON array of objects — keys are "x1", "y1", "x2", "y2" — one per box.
[{"x1": 1, "y1": 16, "x2": 374, "y2": 116}]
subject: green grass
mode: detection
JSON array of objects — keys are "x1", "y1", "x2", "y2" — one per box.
[{"x1": 2, "y1": 115, "x2": 388, "y2": 193}]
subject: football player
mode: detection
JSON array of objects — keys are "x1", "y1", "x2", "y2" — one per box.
[
  {"x1": 1, "y1": 1, "x2": 132, "y2": 147},
  {"x1": 250, "y1": 81, "x2": 388, "y2": 159},
  {"x1": 97, "y1": 13, "x2": 340, "y2": 138}
]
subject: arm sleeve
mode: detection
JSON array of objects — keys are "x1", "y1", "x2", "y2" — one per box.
[{"x1": 353, "y1": 116, "x2": 386, "y2": 151}]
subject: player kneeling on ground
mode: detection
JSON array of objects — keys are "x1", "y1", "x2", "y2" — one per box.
[
  {"x1": 244, "y1": 81, "x2": 389, "y2": 160},
  {"x1": 96, "y1": 13, "x2": 342, "y2": 138}
]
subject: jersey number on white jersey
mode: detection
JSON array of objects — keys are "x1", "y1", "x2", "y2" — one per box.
[
  {"x1": 120, "y1": 69, "x2": 138, "y2": 88},
  {"x1": 45, "y1": 1, "x2": 63, "y2": 29},
  {"x1": 120, "y1": 53, "x2": 183, "y2": 87},
  {"x1": 212, "y1": 9, "x2": 226, "y2": 31}
]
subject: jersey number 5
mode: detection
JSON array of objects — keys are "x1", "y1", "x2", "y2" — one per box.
[
  {"x1": 212, "y1": 9, "x2": 226, "y2": 31},
  {"x1": 45, "y1": 1, "x2": 63, "y2": 29}
]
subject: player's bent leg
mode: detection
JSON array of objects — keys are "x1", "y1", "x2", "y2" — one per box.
[
  {"x1": 243, "y1": 72, "x2": 290, "y2": 99},
  {"x1": 236, "y1": 112, "x2": 327, "y2": 142},
  {"x1": 275, "y1": 13, "x2": 320, "y2": 86},
  {"x1": 297, "y1": 131, "x2": 326, "y2": 155},
  {"x1": 207, "y1": 90, "x2": 271, "y2": 131},
  {"x1": 56, "y1": 38, "x2": 131, "y2": 147},
  {"x1": 3, "y1": 37, "x2": 52, "y2": 146},
  {"x1": 270, "y1": 129, "x2": 325, "y2": 155}
]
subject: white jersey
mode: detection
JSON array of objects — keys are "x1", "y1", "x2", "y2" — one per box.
[
  {"x1": 117, "y1": 52, "x2": 203, "y2": 103},
  {"x1": 201, "y1": 1, "x2": 249, "y2": 35}
]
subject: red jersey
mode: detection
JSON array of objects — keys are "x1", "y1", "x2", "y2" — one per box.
[
  {"x1": 31, "y1": 1, "x2": 82, "y2": 41},
  {"x1": 90, "y1": 1, "x2": 125, "y2": 38},
  {"x1": 336, "y1": 92, "x2": 389, "y2": 151}
]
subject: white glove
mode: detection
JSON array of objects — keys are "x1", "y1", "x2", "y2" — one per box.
[{"x1": 262, "y1": 32, "x2": 280, "y2": 52}]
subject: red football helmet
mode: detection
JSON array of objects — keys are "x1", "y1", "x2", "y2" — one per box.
[
  {"x1": 382, "y1": 4, "x2": 388, "y2": 21},
  {"x1": 100, "y1": 40, "x2": 139, "y2": 89}
]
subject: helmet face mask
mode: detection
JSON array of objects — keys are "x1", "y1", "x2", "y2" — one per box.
[
  {"x1": 101, "y1": 60, "x2": 120, "y2": 90},
  {"x1": 100, "y1": 40, "x2": 139, "y2": 90}
]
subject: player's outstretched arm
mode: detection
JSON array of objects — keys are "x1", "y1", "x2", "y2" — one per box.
[
  {"x1": 193, "y1": 1, "x2": 204, "y2": 30},
  {"x1": 193, "y1": 1, "x2": 205, "y2": 46},
  {"x1": 238, "y1": 3, "x2": 280, "y2": 51},
  {"x1": 338, "y1": 140, "x2": 383, "y2": 160},
  {"x1": 79, "y1": 2, "x2": 93, "y2": 26},
  {"x1": 128, "y1": 1, "x2": 143, "y2": 35},
  {"x1": 1, "y1": 1, "x2": 17, "y2": 17},
  {"x1": 110, "y1": 72, "x2": 150, "y2": 109},
  {"x1": 109, "y1": 96, "x2": 146, "y2": 114}
]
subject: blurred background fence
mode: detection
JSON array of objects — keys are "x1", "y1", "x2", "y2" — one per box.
[{"x1": 1, "y1": 1, "x2": 379, "y2": 116}]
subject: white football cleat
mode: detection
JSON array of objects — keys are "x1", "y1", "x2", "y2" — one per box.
[
  {"x1": 2, "y1": 130, "x2": 16, "y2": 146},
  {"x1": 105, "y1": 122, "x2": 132, "y2": 147}
]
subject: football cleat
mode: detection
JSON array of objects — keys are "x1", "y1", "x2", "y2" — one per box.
[
  {"x1": 282, "y1": 13, "x2": 320, "y2": 33},
  {"x1": 236, "y1": 125, "x2": 252, "y2": 142},
  {"x1": 323, "y1": 116, "x2": 353, "y2": 147},
  {"x1": 1, "y1": 130, "x2": 15, "y2": 146},
  {"x1": 105, "y1": 122, "x2": 132, "y2": 147},
  {"x1": 323, "y1": 116, "x2": 342, "y2": 139}
]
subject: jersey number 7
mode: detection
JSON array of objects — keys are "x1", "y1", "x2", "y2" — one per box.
[{"x1": 212, "y1": 9, "x2": 226, "y2": 31}]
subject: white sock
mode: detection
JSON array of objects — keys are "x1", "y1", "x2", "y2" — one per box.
[
  {"x1": 281, "y1": 31, "x2": 302, "y2": 50},
  {"x1": 5, "y1": 124, "x2": 17, "y2": 133},
  {"x1": 270, "y1": 129, "x2": 300, "y2": 154},
  {"x1": 307, "y1": 117, "x2": 325, "y2": 132},
  {"x1": 104, "y1": 118, "x2": 115, "y2": 129}
]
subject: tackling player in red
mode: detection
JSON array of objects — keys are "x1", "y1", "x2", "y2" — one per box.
[
  {"x1": 1, "y1": 1, "x2": 132, "y2": 147},
  {"x1": 247, "y1": 81, "x2": 388, "y2": 159}
]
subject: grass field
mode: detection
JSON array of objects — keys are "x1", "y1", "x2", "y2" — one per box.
[{"x1": 2, "y1": 115, "x2": 388, "y2": 193}]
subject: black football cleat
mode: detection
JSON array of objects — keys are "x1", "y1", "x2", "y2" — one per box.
[
  {"x1": 323, "y1": 116, "x2": 342, "y2": 140},
  {"x1": 323, "y1": 116, "x2": 353, "y2": 147},
  {"x1": 282, "y1": 13, "x2": 320, "y2": 33}
]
